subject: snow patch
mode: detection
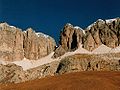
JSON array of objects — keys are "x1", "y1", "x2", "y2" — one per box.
[
  {"x1": 86, "y1": 19, "x2": 104, "y2": 30},
  {"x1": 109, "y1": 46, "x2": 120, "y2": 53},
  {"x1": 92, "y1": 44, "x2": 112, "y2": 54},
  {"x1": 36, "y1": 32, "x2": 49, "y2": 38},
  {"x1": 67, "y1": 23, "x2": 72, "y2": 26},
  {"x1": 12, "y1": 59, "x2": 33, "y2": 70},
  {"x1": 74, "y1": 26, "x2": 85, "y2": 34},
  {"x1": 97, "y1": 19, "x2": 104, "y2": 22},
  {"x1": 0, "y1": 60, "x2": 9, "y2": 65},
  {"x1": 74, "y1": 26, "x2": 81, "y2": 29},
  {"x1": 86, "y1": 23, "x2": 94, "y2": 30},
  {"x1": 106, "y1": 19, "x2": 116, "y2": 23},
  {"x1": 9, "y1": 25, "x2": 16, "y2": 29},
  {"x1": 11, "y1": 52, "x2": 57, "y2": 70}
]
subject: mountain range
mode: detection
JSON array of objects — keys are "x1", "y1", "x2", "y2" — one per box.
[{"x1": 0, "y1": 18, "x2": 120, "y2": 88}]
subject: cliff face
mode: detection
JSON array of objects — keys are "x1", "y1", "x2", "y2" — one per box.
[
  {"x1": 83, "y1": 18, "x2": 120, "y2": 51},
  {"x1": 59, "y1": 23, "x2": 84, "y2": 51},
  {"x1": 23, "y1": 28, "x2": 56, "y2": 60},
  {"x1": 53, "y1": 23, "x2": 84, "y2": 58},
  {"x1": 0, "y1": 23, "x2": 56, "y2": 61},
  {"x1": 57, "y1": 18, "x2": 120, "y2": 52},
  {"x1": 0, "y1": 23, "x2": 24, "y2": 61}
]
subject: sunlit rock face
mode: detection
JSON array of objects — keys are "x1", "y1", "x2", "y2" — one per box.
[
  {"x1": 83, "y1": 18, "x2": 120, "y2": 51},
  {"x1": 0, "y1": 22, "x2": 56, "y2": 61},
  {"x1": 23, "y1": 28, "x2": 56, "y2": 60},
  {"x1": 0, "y1": 23, "x2": 24, "y2": 61},
  {"x1": 53, "y1": 18, "x2": 120, "y2": 57},
  {"x1": 59, "y1": 23, "x2": 84, "y2": 51},
  {"x1": 53, "y1": 23, "x2": 84, "y2": 58}
]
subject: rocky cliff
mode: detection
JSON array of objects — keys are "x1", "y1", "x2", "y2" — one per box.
[
  {"x1": 84, "y1": 18, "x2": 120, "y2": 51},
  {"x1": 0, "y1": 18, "x2": 120, "y2": 84},
  {"x1": 59, "y1": 23, "x2": 84, "y2": 51},
  {"x1": 54, "y1": 18, "x2": 120, "y2": 58},
  {"x1": 0, "y1": 22, "x2": 56, "y2": 61},
  {"x1": 53, "y1": 23, "x2": 84, "y2": 58}
]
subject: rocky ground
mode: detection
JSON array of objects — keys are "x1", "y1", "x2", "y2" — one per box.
[
  {"x1": 0, "y1": 53, "x2": 120, "y2": 83},
  {"x1": 0, "y1": 71, "x2": 120, "y2": 90}
]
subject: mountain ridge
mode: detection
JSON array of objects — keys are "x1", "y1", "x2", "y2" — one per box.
[{"x1": 0, "y1": 17, "x2": 120, "y2": 84}]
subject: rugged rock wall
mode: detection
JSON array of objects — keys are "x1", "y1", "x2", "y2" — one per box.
[
  {"x1": 23, "y1": 28, "x2": 56, "y2": 60},
  {"x1": 0, "y1": 23, "x2": 24, "y2": 61},
  {"x1": 59, "y1": 23, "x2": 84, "y2": 51},
  {"x1": 0, "y1": 61, "x2": 59, "y2": 83},
  {"x1": 0, "y1": 23, "x2": 56, "y2": 61},
  {"x1": 84, "y1": 18, "x2": 120, "y2": 51},
  {"x1": 53, "y1": 23, "x2": 84, "y2": 58},
  {"x1": 57, "y1": 18, "x2": 120, "y2": 53},
  {"x1": 56, "y1": 54, "x2": 120, "y2": 74}
]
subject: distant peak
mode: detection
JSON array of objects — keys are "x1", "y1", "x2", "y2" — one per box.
[
  {"x1": 105, "y1": 18, "x2": 118, "y2": 23},
  {"x1": 0, "y1": 22, "x2": 9, "y2": 26},
  {"x1": 74, "y1": 26, "x2": 83, "y2": 30},
  {"x1": 26, "y1": 28, "x2": 34, "y2": 32},
  {"x1": 86, "y1": 17, "x2": 120, "y2": 30},
  {"x1": 36, "y1": 32, "x2": 49, "y2": 38},
  {"x1": 66, "y1": 23, "x2": 72, "y2": 26},
  {"x1": 97, "y1": 19, "x2": 104, "y2": 22}
]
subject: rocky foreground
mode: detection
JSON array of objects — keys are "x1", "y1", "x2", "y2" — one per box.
[
  {"x1": 0, "y1": 18, "x2": 120, "y2": 84},
  {"x1": 0, "y1": 53, "x2": 120, "y2": 83}
]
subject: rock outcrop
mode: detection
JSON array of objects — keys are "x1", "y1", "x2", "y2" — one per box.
[
  {"x1": 59, "y1": 23, "x2": 84, "y2": 51},
  {"x1": 0, "y1": 53, "x2": 120, "y2": 83},
  {"x1": 0, "y1": 23, "x2": 24, "y2": 61},
  {"x1": 84, "y1": 18, "x2": 120, "y2": 51},
  {"x1": 0, "y1": 63, "x2": 27, "y2": 83},
  {"x1": 53, "y1": 23, "x2": 84, "y2": 58},
  {"x1": 23, "y1": 28, "x2": 56, "y2": 60},
  {"x1": 0, "y1": 23, "x2": 56, "y2": 61},
  {"x1": 0, "y1": 61, "x2": 60, "y2": 83},
  {"x1": 55, "y1": 18, "x2": 120, "y2": 56},
  {"x1": 56, "y1": 54, "x2": 120, "y2": 74}
]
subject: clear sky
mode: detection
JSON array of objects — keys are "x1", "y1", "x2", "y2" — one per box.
[{"x1": 0, "y1": 0, "x2": 120, "y2": 42}]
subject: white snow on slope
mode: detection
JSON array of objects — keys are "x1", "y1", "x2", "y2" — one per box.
[
  {"x1": 74, "y1": 26, "x2": 81, "y2": 29},
  {"x1": 86, "y1": 19, "x2": 104, "y2": 30},
  {"x1": 86, "y1": 23, "x2": 94, "y2": 30},
  {"x1": 109, "y1": 46, "x2": 120, "y2": 53},
  {"x1": 12, "y1": 52, "x2": 56, "y2": 70},
  {"x1": 74, "y1": 26, "x2": 86, "y2": 34},
  {"x1": 74, "y1": 47, "x2": 91, "y2": 54},
  {"x1": 0, "y1": 60, "x2": 9, "y2": 65},
  {"x1": 92, "y1": 44, "x2": 112, "y2": 54},
  {"x1": 60, "y1": 44, "x2": 91, "y2": 59},
  {"x1": 86, "y1": 18, "x2": 117, "y2": 30},
  {"x1": 106, "y1": 19, "x2": 116, "y2": 23},
  {"x1": 36, "y1": 32, "x2": 49, "y2": 38},
  {"x1": 67, "y1": 23, "x2": 72, "y2": 26}
]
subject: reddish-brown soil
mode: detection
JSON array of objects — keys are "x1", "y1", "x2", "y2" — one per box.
[{"x1": 0, "y1": 71, "x2": 120, "y2": 90}]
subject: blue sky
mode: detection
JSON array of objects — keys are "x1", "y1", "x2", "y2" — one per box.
[{"x1": 0, "y1": 0, "x2": 120, "y2": 42}]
